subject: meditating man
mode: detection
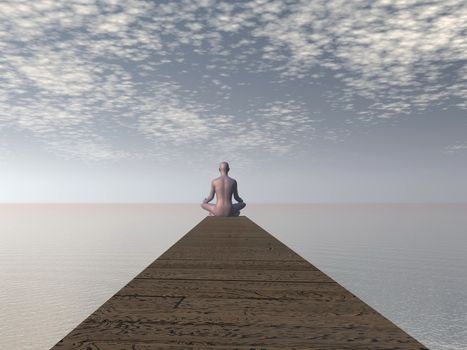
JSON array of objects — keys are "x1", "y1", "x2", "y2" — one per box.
[{"x1": 201, "y1": 162, "x2": 246, "y2": 217}]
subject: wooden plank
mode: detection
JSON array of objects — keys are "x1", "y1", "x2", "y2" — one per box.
[
  {"x1": 53, "y1": 340, "x2": 425, "y2": 350},
  {"x1": 149, "y1": 258, "x2": 318, "y2": 270},
  {"x1": 51, "y1": 216, "x2": 428, "y2": 349},
  {"x1": 135, "y1": 267, "x2": 330, "y2": 282},
  {"x1": 118, "y1": 279, "x2": 342, "y2": 300},
  {"x1": 54, "y1": 319, "x2": 423, "y2": 348},
  {"x1": 89, "y1": 296, "x2": 379, "y2": 322},
  {"x1": 158, "y1": 247, "x2": 303, "y2": 261}
]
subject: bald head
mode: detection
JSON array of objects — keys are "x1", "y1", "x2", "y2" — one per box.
[{"x1": 219, "y1": 161, "x2": 230, "y2": 174}]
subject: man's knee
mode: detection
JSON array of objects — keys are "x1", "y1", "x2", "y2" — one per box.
[{"x1": 232, "y1": 202, "x2": 246, "y2": 213}]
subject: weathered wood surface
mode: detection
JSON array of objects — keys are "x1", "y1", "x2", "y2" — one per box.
[{"x1": 52, "y1": 216, "x2": 428, "y2": 349}]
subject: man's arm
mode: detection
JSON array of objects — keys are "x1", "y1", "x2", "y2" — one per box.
[
  {"x1": 203, "y1": 181, "x2": 216, "y2": 203},
  {"x1": 233, "y1": 180, "x2": 243, "y2": 203}
]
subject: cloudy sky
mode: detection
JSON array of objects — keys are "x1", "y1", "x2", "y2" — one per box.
[{"x1": 0, "y1": 0, "x2": 466, "y2": 202}]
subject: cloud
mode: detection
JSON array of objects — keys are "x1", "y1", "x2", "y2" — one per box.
[
  {"x1": 445, "y1": 143, "x2": 467, "y2": 153},
  {"x1": 249, "y1": 0, "x2": 467, "y2": 117},
  {"x1": 0, "y1": 0, "x2": 465, "y2": 162}
]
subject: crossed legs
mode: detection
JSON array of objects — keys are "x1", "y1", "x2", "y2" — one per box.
[
  {"x1": 200, "y1": 202, "x2": 246, "y2": 217},
  {"x1": 201, "y1": 202, "x2": 216, "y2": 216}
]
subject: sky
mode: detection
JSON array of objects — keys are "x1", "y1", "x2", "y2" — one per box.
[{"x1": 0, "y1": 0, "x2": 466, "y2": 203}]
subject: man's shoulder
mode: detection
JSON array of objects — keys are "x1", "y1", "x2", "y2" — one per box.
[{"x1": 212, "y1": 176, "x2": 236, "y2": 183}]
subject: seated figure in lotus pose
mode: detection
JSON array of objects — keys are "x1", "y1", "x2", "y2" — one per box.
[{"x1": 201, "y1": 162, "x2": 246, "y2": 217}]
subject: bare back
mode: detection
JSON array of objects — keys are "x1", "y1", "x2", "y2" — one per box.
[{"x1": 212, "y1": 175, "x2": 236, "y2": 216}]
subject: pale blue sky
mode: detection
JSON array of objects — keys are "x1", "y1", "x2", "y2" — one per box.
[{"x1": 0, "y1": 0, "x2": 466, "y2": 202}]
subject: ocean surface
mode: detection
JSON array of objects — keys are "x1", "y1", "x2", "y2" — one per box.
[{"x1": 0, "y1": 203, "x2": 466, "y2": 349}]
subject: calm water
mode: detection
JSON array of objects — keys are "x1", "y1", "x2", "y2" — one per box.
[{"x1": 0, "y1": 204, "x2": 466, "y2": 349}]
